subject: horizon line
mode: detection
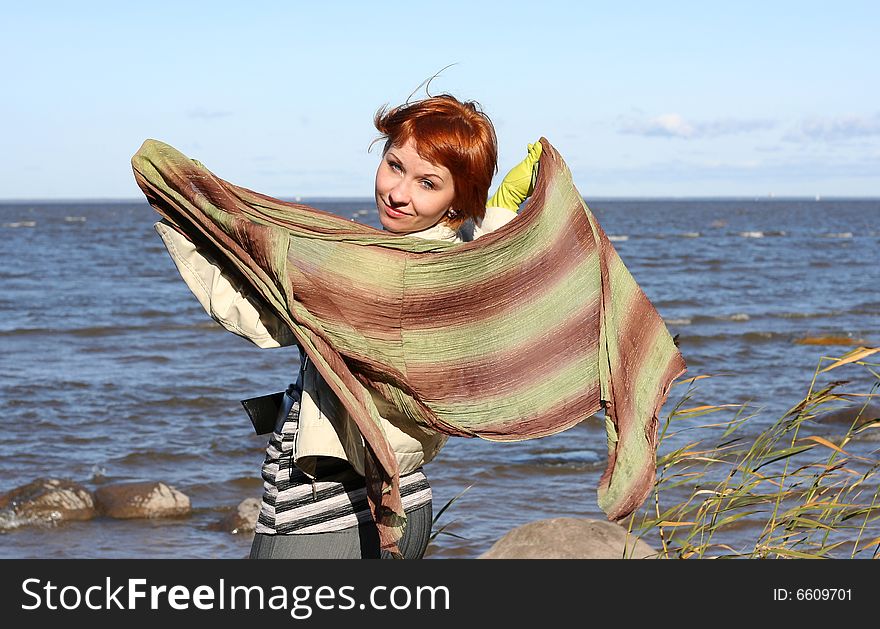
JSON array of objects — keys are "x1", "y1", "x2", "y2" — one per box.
[{"x1": 2, "y1": 195, "x2": 879, "y2": 204}]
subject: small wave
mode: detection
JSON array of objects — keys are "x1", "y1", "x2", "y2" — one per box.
[
  {"x1": 0, "y1": 509, "x2": 61, "y2": 531},
  {"x1": 2, "y1": 221, "x2": 36, "y2": 228},
  {"x1": 678, "y1": 330, "x2": 781, "y2": 346},
  {"x1": 59, "y1": 434, "x2": 113, "y2": 445},
  {"x1": 744, "y1": 331, "x2": 775, "y2": 340},
  {"x1": 724, "y1": 313, "x2": 750, "y2": 321},
  {"x1": 686, "y1": 331, "x2": 768, "y2": 344},
  {"x1": 534, "y1": 451, "x2": 601, "y2": 469},
  {"x1": 0, "y1": 511, "x2": 29, "y2": 531},
  {"x1": 777, "y1": 310, "x2": 841, "y2": 319},
  {"x1": 851, "y1": 303, "x2": 880, "y2": 316},
  {"x1": 608, "y1": 235, "x2": 629, "y2": 242},
  {"x1": 56, "y1": 380, "x2": 97, "y2": 389},
  {"x1": 64, "y1": 216, "x2": 87, "y2": 222},
  {"x1": 493, "y1": 456, "x2": 605, "y2": 477},
  {"x1": 679, "y1": 232, "x2": 701, "y2": 238},
  {"x1": 737, "y1": 230, "x2": 785, "y2": 238},
  {"x1": 115, "y1": 354, "x2": 172, "y2": 364},
  {"x1": 823, "y1": 232, "x2": 853, "y2": 238},
  {"x1": 665, "y1": 318, "x2": 692, "y2": 326}
]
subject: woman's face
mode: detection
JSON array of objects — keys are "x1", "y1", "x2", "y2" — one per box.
[{"x1": 375, "y1": 138, "x2": 456, "y2": 234}]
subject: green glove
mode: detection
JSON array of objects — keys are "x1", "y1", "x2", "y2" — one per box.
[{"x1": 486, "y1": 140, "x2": 542, "y2": 212}]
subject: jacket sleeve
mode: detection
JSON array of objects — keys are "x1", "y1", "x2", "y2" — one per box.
[
  {"x1": 154, "y1": 220, "x2": 296, "y2": 349},
  {"x1": 473, "y1": 206, "x2": 517, "y2": 239}
]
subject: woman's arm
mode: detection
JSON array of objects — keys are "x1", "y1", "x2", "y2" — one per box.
[
  {"x1": 475, "y1": 140, "x2": 542, "y2": 239},
  {"x1": 154, "y1": 220, "x2": 296, "y2": 349},
  {"x1": 486, "y1": 141, "x2": 542, "y2": 211}
]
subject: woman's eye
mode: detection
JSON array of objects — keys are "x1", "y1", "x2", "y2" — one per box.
[
  {"x1": 388, "y1": 161, "x2": 402, "y2": 172},
  {"x1": 420, "y1": 179, "x2": 435, "y2": 190}
]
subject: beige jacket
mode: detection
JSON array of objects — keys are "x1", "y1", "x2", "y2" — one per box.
[{"x1": 155, "y1": 206, "x2": 516, "y2": 478}]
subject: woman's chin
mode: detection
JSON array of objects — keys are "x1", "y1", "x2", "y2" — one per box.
[{"x1": 378, "y1": 214, "x2": 411, "y2": 234}]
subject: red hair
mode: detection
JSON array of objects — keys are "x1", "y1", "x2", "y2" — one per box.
[{"x1": 373, "y1": 94, "x2": 497, "y2": 229}]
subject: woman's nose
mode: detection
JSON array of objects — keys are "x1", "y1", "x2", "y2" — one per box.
[{"x1": 388, "y1": 181, "x2": 410, "y2": 205}]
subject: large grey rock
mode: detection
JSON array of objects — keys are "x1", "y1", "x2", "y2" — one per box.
[
  {"x1": 212, "y1": 498, "x2": 261, "y2": 534},
  {"x1": 0, "y1": 479, "x2": 96, "y2": 527},
  {"x1": 479, "y1": 517, "x2": 659, "y2": 559},
  {"x1": 94, "y1": 481, "x2": 191, "y2": 519}
]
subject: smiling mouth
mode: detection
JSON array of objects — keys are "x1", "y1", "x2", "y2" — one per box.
[{"x1": 382, "y1": 202, "x2": 411, "y2": 218}]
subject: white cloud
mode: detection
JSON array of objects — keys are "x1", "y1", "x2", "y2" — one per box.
[
  {"x1": 620, "y1": 113, "x2": 694, "y2": 138},
  {"x1": 619, "y1": 114, "x2": 776, "y2": 139},
  {"x1": 784, "y1": 113, "x2": 880, "y2": 142}
]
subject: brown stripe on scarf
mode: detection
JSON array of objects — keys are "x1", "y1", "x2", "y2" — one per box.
[{"x1": 406, "y1": 293, "x2": 602, "y2": 400}]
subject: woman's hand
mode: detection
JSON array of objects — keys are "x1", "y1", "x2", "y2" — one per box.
[{"x1": 486, "y1": 140, "x2": 542, "y2": 212}]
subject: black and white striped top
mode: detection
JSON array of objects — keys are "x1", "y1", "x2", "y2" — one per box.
[{"x1": 255, "y1": 386, "x2": 432, "y2": 535}]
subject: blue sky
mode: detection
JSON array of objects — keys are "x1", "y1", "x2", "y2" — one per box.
[{"x1": 2, "y1": 1, "x2": 878, "y2": 199}]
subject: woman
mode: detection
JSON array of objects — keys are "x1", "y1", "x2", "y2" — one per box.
[{"x1": 155, "y1": 94, "x2": 541, "y2": 558}]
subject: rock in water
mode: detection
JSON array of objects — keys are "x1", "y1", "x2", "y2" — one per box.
[
  {"x1": 94, "y1": 481, "x2": 191, "y2": 519},
  {"x1": 0, "y1": 479, "x2": 96, "y2": 527},
  {"x1": 478, "y1": 517, "x2": 658, "y2": 559},
  {"x1": 211, "y1": 497, "x2": 261, "y2": 534}
]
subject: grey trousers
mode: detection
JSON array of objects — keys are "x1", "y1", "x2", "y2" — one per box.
[{"x1": 249, "y1": 500, "x2": 433, "y2": 559}]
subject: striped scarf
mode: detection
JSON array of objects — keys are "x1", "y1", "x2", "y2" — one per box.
[{"x1": 132, "y1": 138, "x2": 686, "y2": 555}]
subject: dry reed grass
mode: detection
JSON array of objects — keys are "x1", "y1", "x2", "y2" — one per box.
[{"x1": 625, "y1": 347, "x2": 880, "y2": 559}]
